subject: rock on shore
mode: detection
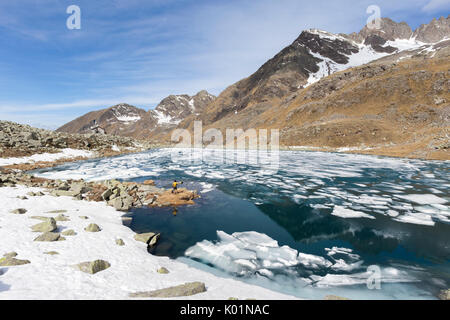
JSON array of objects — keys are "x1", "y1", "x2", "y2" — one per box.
[
  {"x1": 0, "y1": 120, "x2": 153, "y2": 159},
  {"x1": 0, "y1": 170, "x2": 199, "y2": 212},
  {"x1": 129, "y1": 282, "x2": 207, "y2": 298}
]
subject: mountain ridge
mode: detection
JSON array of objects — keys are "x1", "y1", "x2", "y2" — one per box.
[{"x1": 56, "y1": 16, "x2": 450, "y2": 159}]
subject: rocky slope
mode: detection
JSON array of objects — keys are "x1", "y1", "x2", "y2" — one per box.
[
  {"x1": 180, "y1": 17, "x2": 449, "y2": 130},
  {"x1": 0, "y1": 120, "x2": 153, "y2": 160},
  {"x1": 172, "y1": 16, "x2": 449, "y2": 160}
]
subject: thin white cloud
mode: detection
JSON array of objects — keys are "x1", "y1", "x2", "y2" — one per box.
[
  {"x1": 0, "y1": 0, "x2": 443, "y2": 129},
  {"x1": 422, "y1": 0, "x2": 450, "y2": 12}
]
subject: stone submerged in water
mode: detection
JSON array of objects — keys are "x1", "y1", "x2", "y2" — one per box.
[
  {"x1": 84, "y1": 223, "x2": 101, "y2": 232},
  {"x1": 129, "y1": 282, "x2": 206, "y2": 298},
  {"x1": 76, "y1": 260, "x2": 111, "y2": 274},
  {"x1": 31, "y1": 218, "x2": 57, "y2": 233}
]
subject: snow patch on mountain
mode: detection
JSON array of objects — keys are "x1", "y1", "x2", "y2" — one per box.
[
  {"x1": 111, "y1": 104, "x2": 142, "y2": 123},
  {"x1": 305, "y1": 37, "x2": 436, "y2": 87},
  {"x1": 152, "y1": 110, "x2": 181, "y2": 125}
]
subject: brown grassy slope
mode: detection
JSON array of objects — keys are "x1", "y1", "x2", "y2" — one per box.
[
  {"x1": 171, "y1": 46, "x2": 448, "y2": 160},
  {"x1": 270, "y1": 47, "x2": 450, "y2": 160}
]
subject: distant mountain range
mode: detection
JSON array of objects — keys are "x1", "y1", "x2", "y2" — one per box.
[
  {"x1": 57, "y1": 16, "x2": 450, "y2": 159},
  {"x1": 57, "y1": 90, "x2": 216, "y2": 139}
]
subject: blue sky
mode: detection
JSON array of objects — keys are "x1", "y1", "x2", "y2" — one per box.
[{"x1": 0, "y1": 0, "x2": 448, "y2": 129}]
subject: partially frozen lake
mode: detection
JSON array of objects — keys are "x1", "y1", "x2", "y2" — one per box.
[{"x1": 33, "y1": 149, "x2": 450, "y2": 299}]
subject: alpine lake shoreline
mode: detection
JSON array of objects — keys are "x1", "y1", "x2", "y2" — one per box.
[{"x1": 1, "y1": 145, "x2": 449, "y2": 300}]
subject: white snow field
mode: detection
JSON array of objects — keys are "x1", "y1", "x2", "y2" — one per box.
[
  {"x1": 0, "y1": 186, "x2": 295, "y2": 300},
  {"x1": 0, "y1": 149, "x2": 94, "y2": 166}
]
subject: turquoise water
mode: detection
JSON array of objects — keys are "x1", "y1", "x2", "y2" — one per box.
[{"x1": 33, "y1": 149, "x2": 450, "y2": 299}]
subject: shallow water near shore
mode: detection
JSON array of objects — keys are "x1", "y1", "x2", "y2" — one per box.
[{"x1": 33, "y1": 148, "x2": 450, "y2": 299}]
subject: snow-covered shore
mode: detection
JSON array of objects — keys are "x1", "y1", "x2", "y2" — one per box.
[
  {"x1": 0, "y1": 149, "x2": 94, "y2": 166},
  {"x1": 0, "y1": 185, "x2": 295, "y2": 300}
]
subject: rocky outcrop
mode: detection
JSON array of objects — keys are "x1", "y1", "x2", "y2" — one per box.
[
  {"x1": 75, "y1": 260, "x2": 111, "y2": 274},
  {"x1": 347, "y1": 17, "x2": 413, "y2": 42},
  {"x1": 129, "y1": 282, "x2": 206, "y2": 298},
  {"x1": 414, "y1": 16, "x2": 450, "y2": 43},
  {"x1": 0, "y1": 171, "x2": 199, "y2": 214}
]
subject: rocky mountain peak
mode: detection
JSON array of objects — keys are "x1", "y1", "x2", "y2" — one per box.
[
  {"x1": 413, "y1": 15, "x2": 450, "y2": 43},
  {"x1": 150, "y1": 91, "x2": 216, "y2": 126},
  {"x1": 347, "y1": 17, "x2": 413, "y2": 43}
]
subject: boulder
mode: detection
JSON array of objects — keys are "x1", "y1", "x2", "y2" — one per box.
[
  {"x1": 34, "y1": 232, "x2": 61, "y2": 242},
  {"x1": 10, "y1": 208, "x2": 27, "y2": 214},
  {"x1": 0, "y1": 257, "x2": 31, "y2": 267},
  {"x1": 116, "y1": 239, "x2": 125, "y2": 246},
  {"x1": 31, "y1": 216, "x2": 51, "y2": 221},
  {"x1": 79, "y1": 216, "x2": 89, "y2": 220},
  {"x1": 324, "y1": 295, "x2": 351, "y2": 300},
  {"x1": 130, "y1": 282, "x2": 206, "y2": 298},
  {"x1": 101, "y1": 189, "x2": 113, "y2": 201},
  {"x1": 46, "y1": 210, "x2": 67, "y2": 214},
  {"x1": 76, "y1": 260, "x2": 111, "y2": 274},
  {"x1": 61, "y1": 229, "x2": 77, "y2": 236},
  {"x1": 55, "y1": 214, "x2": 70, "y2": 222},
  {"x1": 149, "y1": 233, "x2": 160, "y2": 248},
  {"x1": 51, "y1": 190, "x2": 79, "y2": 197},
  {"x1": 3, "y1": 252, "x2": 18, "y2": 259},
  {"x1": 84, "y1": 223, "x2": 101, "y2": 232},
  {"x1": 439, "y1": 289, "x2": 450, "y2": 300},
  {"x1": 27, "y1": 191, "x2": 44, "y2": 197},
  {"x1": 143, "y1": 180, "x2": 155, "y2": 186},
  {"x1": 31, "y1": 218, "x2": 57, "y2": 233},
  {"x1": 44, "y1": 251, "x2": 59, "y2": 255},
  {"x1": 134, "y1": 232, "x2": 157, "y2": 245},
  {"x1": 113, "y1": 196, "x2": 133, "y2": 211},
  {"x1": 157, "y1": 267, "x2": 169, "y2": 274}
]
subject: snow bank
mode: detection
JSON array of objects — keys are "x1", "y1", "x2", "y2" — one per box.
[
  {"x1": 0, "y1": 186, "x2": 295, "y2": 300},
  {"x1": 0, "y1": 149, "x2": 94, "y2": 166}
]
